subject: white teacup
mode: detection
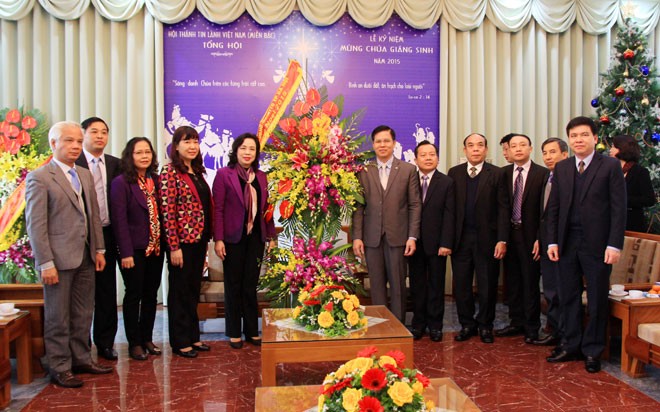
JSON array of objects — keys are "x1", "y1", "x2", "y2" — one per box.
[
  {"x1": 628, "y1": 290, "x2": 644, "y2": 299},
  {"x1": 0, "y1": 302, "x2": 15, "y2": 314},
  {"x1": 611, "y1": 284, "x2": 625, "y2": 293}
]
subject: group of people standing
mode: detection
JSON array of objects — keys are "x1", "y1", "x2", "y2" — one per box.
[
  {"x1": 25, "y1": 119, "x2": 274, "y2": 388},
  {"x1": 352, "y1": 116, "x2": 651, "y2": 374}
]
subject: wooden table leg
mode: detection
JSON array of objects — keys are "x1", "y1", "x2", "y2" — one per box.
[
  {"x1": 15, "y1": 320, "x2": 33, "y2": 384},
  {"x1": 261, "y1": 347, "x2": 276, "y2": 386},
  {"x1": 0, "y1": 358, "x2": 10, "y2": 409},
  {"x1": 620, "y1": 310, "x2": 631, "y2": 372}
]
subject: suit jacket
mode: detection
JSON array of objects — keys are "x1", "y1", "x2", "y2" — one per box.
[
  {"x1": 418, "y1": 170, "x2": 455, "y2": 255},
  {"x1": 212, "y1": 166, "x2": 276, "y2": 244},
  {"x1": 546, "y1": 152, "x2": 626, "y2": 255},
  {"x1": 76, "y1": 153, "x2": 121, "y2": 221},
  {"x1": 447, "y1": 162, "x2": 509, "y2": 253},
  {"x1": 624, "y1": 162, "x2": 655, "y2": 232},
  {"x1": 352, "y1": 158, "x2": 421, "y2": 248},
  {"x1": 504, "y1": 161, "x2": 548, "y2": 251},
  {"x1": 539, "y1": 172, "x2": 553, "y2": 250},
  {"x1": 159, "y1": 164, "x2": 212, "y2": 250},
  {"x1": 25, "y1": 161, "x2": 104, "y2": 270},
  {"x1": 110, "y1": 173, "x2": 161, "y2": 258}
]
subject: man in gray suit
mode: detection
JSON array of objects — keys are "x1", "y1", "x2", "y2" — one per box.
[
  {"x1": 352, "y1": 125, "x2": 422, "y2": 322},
  {"x1": 25, "y1": 121, "x2": 113, "y2": 388}
]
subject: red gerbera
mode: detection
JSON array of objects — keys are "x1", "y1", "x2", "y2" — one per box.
[
  {"x1": 358, "y1": 396, "x2": 384, "y2": 412},
  {"x1": 416, "y1": 372, "x2": 430, "y2": 388},
  {"x1": 356, "y1": 346, "x2": 378, "y2": 358},
  {"x1": 322, "y1": 377, "x2": 353, "y2": 395},
  {"x1": 361, "y1": 368, "x2": 387, "y2": 391},
  {"x1": 324, "y1": 301, "x2": 334, "y2": 312},
  {"x1": 383, "y1": 363, "x2": 404, "y2": 378},
  {"x1": 385, "y1": 350, "x2": 406, "y2": 368}
]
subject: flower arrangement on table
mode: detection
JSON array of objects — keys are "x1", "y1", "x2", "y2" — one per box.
[
  {"x1": 318, "y1": 346, "x2": 433, "y2": 412},
  {"x1": 0, "y1": 107, "x2": 51, "y2": 283},
  {"x1": 292, "y1": 284, "x2": 366, "y2": 337}
]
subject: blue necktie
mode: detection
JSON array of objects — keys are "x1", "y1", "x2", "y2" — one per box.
[{"x1": 68, "y1": 168, "x2": 81, "y2": 193}]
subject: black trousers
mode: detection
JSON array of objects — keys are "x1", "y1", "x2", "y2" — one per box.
[
  {"x1": 93, "y1": 226, "x2": 118, "y2": 349},
  {"x1": 540, "y1": 254, "x2": 562, "y2": 338},
  {"x1": 408, "y1": 246, "x2": 447, "y2": 331},
  {"x1": 451, "y1": 230, "x2": 499, "y2": 330},
  {"x1": 167, "y1": 242, "x2": 206, "y2": 350},
  {"x1": 503, "y1": 227, "x2": 541, "y2": 336},
  {"x1": 119, "y1": 250, "x2": 164, "y2": 348},
  {"x1": 223, "y1": 232, "x2": 265, "y2": 339}
]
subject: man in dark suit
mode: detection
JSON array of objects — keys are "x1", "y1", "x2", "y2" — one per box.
[
  {"x1": 408, "y1": 141, "x2": 455, "y2": 341},
  {"x1": 533, "y1": 137, "x2": 568, "y2": 346},
  {"x1": 546, "y1": 116, "x2": 626, "y2": 373},
  {"x1": 496, "y1": 134, "x2": 548, "y2": 343},
  {"x1": 76, "y1": 117, "x2": 121, "y2": 361},
  {"x1": 25, "y1": 121, "x2": 113, "y2": 388},
  {"x1": 448, "y1": 133, "x2": 509, "y2": 344},
  {"x1": 352, "y1": 125, "x2": 421, "y2": 322}
]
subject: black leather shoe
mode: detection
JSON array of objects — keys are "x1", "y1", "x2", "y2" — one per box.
[
  {"x1": 129, "y1": 346, "x2": 148, "y2": 361},
  {"x1": 50, "y1": 370, "x2": 83, "y2": 388},
  {"x1": 524, "y1": 334, "x2": 539, "y2": 344},
  {"x1": 72, "y1": 362, "x2": 113, "y2": 374},
  {"x1": 173, "y1": 348, "x2": 198, "y2": 358},
  {"x1": 532, "y1": 335, "x2": 559, "y2": 346},
  {"x1": 410, "y1": 327, "x2": 424, "y2": 340},
  {"x1": 245, "y1": 337, "x2": 262, "y2": 347},
  {"x1": 98, "y1": 347, "x2": 118, "y2": 361},
  {"x1": 143, "y1": 342, "x2": 162, "y2": 355},
  {"x1": 585, "y1": 356, "x2": 601, "y2": 373},
  {"x1": 429, "y1": 329, "x2": 443, "y2": 342},
  {"x1": 193, "y1": 343, "x2": 211, "y2": 351},
  {"x1": 479, "y1": 328, "x2": 494, "y2": 344},
  {"x1": 494, "y1": 325, "x2": 525, "y2": 337},
  {"x1": 550, "y1": 345, "x2": 563, "y2": 358},
  {"x1": 546, "y1": 350, "x2": 581, "y2": 363},
  {"x1": 454, "y1": 327, "x2": 478, "y2": 342},
  {"x1": 229, "y1": 340, "x2": 243, "y2": 349}
]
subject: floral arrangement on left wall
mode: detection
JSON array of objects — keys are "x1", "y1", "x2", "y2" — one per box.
[{"x1": 0, "y1": 107, "x2": 51, "y2": 283}]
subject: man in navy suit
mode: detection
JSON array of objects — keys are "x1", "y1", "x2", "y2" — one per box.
[
  {"x1": 408, "y1": 141, "x2": 455, "y2": 342},
  {"x1": 546, "y1": 116, "x2": 626, "y2": 373},
  {"x1": 76, "y1": 117, "x2": 121, "y2": 361}
]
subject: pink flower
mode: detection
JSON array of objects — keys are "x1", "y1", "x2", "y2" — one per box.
[
  {"x1": 322, "y1": 101, "x2": 339, "y2": 117},
  {"x1": 293, "y1": 101, "x2": 311, "y2": 117},
  {"x1": 279, "y1": 118, "x2": 297, "y2": 134},
  {"x1": 21, "y1": 115, "x2": 37, "y2": 129},
  {"x1": 7, "y1": 124, "x2": 19, "y2": 137},
  {"x1": 5, "y1": 109, "x2": 20, "y2": 123},
  {"x1": 16, "y1": 130, "x2": 31, "y2": 146},
  {"x1": 298, "y1": 117, "x2": 313, "y2": 136},
  {"x1": 306, "y1": 88, "x2": 321, "y2": 106}
]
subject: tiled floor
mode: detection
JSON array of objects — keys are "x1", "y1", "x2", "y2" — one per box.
[{"x1": 3, "y1": 302, "x2": 659, "y2": 411}]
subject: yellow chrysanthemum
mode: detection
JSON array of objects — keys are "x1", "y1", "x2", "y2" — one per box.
[
  {"x1": 349, "y1": 295, "x2": 360, "y2": 308},
  {"x1": 342, "y1": 299, "x2": 355, "y2": 313},
  {"x1": 345, "y1": 357, "x2": 373, "y2": 375},
  {"x1": 378, "y1": 355, "x2": 397, "y2": 368},
  {"x1": 331, "y1": 291, "x2": 344, "y2": 300},
  {"x1": 341, "y1": 388, "x2": 362, "y2": 412},
  {"x1": 298, "y1": 291, "x2": 309, "y2": 302},
  {"x1": 317, "y1": 311, "x2": 334, "y2": 328},
  {"x1": 292, "y1": 306, "x2": 302, "y2": 319},
  {"x1": 347, "y1": 310, "x2": 360, "y2": 326},
  {"x1": 387, "y1": 381, "x2": 415, "y2": 406},
  {"x1": 334, "y1": 364, "x2": 347, "y2": 380}
]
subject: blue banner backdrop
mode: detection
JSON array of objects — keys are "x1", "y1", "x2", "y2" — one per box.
[{"x1": 164, "y1": 11, "x2": 439, "y2": 181}]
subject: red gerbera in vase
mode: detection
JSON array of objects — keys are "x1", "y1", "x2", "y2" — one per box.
[
  {"x1": 361, "y1": 368, "x2": 387, "y2": 391},
  {"x1": 358, "y1": 396, "x2": 384, "y2": 412}
]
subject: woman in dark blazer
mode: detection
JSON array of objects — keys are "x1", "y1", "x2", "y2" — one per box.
[
  {"x1": 111, "y1": 137, "x2": 164, "y2": 361},
  {"x1": 610, "y1": 134, "x2": 656, "y2": 232},
  {"x1": 160, "y1": 126, "x2": 212, "y2": 358},
  {"x1": 213, "y1": 133, "x2": 276, "y2": 349}
]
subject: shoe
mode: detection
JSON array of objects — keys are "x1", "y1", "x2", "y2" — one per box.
[
  {"x1": 479, "y1": 328, "x2": 494, "y2": 344},
  {"x1": 585, "y1": 356, "x2": 601, "y2": 373},
  {"x1": 454, "y1": 327, "x2": 478, "y2": 342},
  {"x1": 143, "y1": 342, "x2": 162, "y2": 356},
  {"x1": 98, "y1": 347, "x2": 118, "y2": 361},
  {"x1": 245, "y1": 337, "x2": 262, "y2": 347},
  {"x1": 173, "y1": 348, "x2": 198, "y2": 358},
  {"x1": 72, "y1": 362, "x2": 113, "y2": 374},
  {"x1": 429, "y1": 329, "x2": 443, "y2": 342},
  {"x1": 50, "y1": 370, "x2": 83, "y2": 388},
  {"x1": 524, "y1": 334, "x2": 539, "y2": 344},
  {"x1": 494, "y1": 325, "x2": 525, "y2": 337},
  {"x1": 532, "y1": 335, "x2": 559, "y2": 346},
  {"x1": 410, "y1": 327, "x2": 424, "y2": 340},
  {"x1": 550, "y1": 345, "x2": 563, "y2": 358},
  {"x1": 546, "y1": 350, "x2": 581, "y2": 363},
  {"x1": 229, "y1": 340, "x2": 243, "y2": 349},
  {"x1": 193, "y1": 343, "x2": 211, "y2": 351},
  {"x1": 129, "y1": 346, "x2": 148, "y2": 361}
]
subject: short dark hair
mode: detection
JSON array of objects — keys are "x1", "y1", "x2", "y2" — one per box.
[
  {"x1": 170, "y1": 126, "x2": 205, "y2": 175},
  {"x1": 228, "y1": 133, "x2": 261, "y2": 170},
  {"x1": 566, "y1": 116, "x2": 598, "y2": 136},
  {"x1": 462, "y1": 133, "x2": 487, "y2": 147},
  {"x1": 500, "y1": 133, "x2": 514, "y2": 145},
  {"x1": 541, "y1": 137, "x2": 568, "y2": 153},
  {"x1": 414, "y1": 140, "x2": 438, "y2": 157},
  {"x1": 371, "y1": 125, "x2": 396, "y2": 141},
  {"x1": 509, "y1": 134, "x2": 532, "y2": 146},
  {"x1": 612, "y1": 134, "x2": 641, "y2": 162},
  {"x1": 120, "y1": 137, "x2": 159, "y2": 183},
  {"x1": 81, "y1": 116, "x2": 109, "y2": 132}
]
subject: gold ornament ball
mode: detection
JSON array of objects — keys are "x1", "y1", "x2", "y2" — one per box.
[
  {"x1": 642, "y1": 97, "x2": 650, "y2": 106},
  {"x1": 596, "y1": 142, "x2": 607, "y2": 153}
]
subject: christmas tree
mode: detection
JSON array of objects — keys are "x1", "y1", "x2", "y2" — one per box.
[{"x1": 591, "y1": 18, "x2": 660, "y2": 233}]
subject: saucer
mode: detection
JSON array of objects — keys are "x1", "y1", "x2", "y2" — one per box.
[
  {"x1": 0, "y1": 308, "x2": 19, "y2": 316},
  {"x1": 645, "y1": 293, "x2": 659, "y2": 298},
  {"x1": 609, "y1": 290, "x2": 628, "y2": 297}
]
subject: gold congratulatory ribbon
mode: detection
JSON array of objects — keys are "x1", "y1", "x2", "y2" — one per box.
[{"x1": 257, "y1": 59, "x2": 303, "y2": 147}]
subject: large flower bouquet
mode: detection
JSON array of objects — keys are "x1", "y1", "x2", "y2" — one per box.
[
  {"x1": 261, "y1": 235, "x2": 362, "y2": 307},
  {"x1": 292, "y1": 284, "x2": 366, "y2": 336},
  {"x1": 318, "y1": 346, "x2": 434, "y2": 412},
  {"x1": 0, "y1": 107, "x2": 51, "y2": 283}
]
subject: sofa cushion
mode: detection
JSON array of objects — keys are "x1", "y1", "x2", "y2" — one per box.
[
  {"x1": 200, "y1": 281, "x2": 224, "y2": 303},
  {"x1": 611, "y1": 237, "x2": 660, "y2": 285},
  {"x1": 638, "y1": 323, "x2": 660, "y2": 346}
]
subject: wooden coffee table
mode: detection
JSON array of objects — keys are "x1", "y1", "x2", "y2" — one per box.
[
  {"x1": 0, "y1": 311, "x2": 33, "y2": 408},
  {"x1": 261, "y1": 305, "x2": 413, "y2": 386},
  {"x1": 255, "y1": 377, "x2": 481, "y2": 411}
]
